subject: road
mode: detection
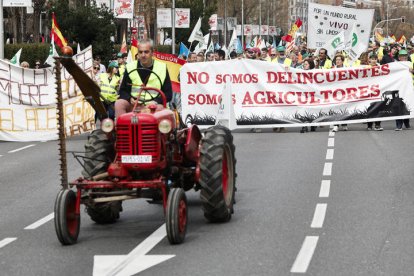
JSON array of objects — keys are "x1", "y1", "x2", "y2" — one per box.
[{"x1": 1, "y1": 121, "x2": 414, "y2": 276}]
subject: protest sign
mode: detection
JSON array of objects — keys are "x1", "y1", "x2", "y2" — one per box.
[
  {"x1": 114, "y1": 0, "x2": 134, "y2": 19},
  {"x1": 0, "y1": 46, "x2": 96, "y2": 141},
  {"x1": 181, "y1": 60, "x2": 414, "y2": 128},
  {"x1": 307, "y1": 3, "x2": 373, "y2": 49}
]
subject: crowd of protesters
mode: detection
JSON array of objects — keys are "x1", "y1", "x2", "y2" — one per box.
[{"x1": 181, "y1": 40, "x2": 414, "y2": 132}]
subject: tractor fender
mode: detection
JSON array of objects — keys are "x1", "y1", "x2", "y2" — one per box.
[{"x1": 184, "y1": 125, "x2": 202, "y2": 162}]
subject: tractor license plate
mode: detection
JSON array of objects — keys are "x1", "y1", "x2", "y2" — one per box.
[{"x1": 121, "y1": 155, "x2": 152, "y2": 163}]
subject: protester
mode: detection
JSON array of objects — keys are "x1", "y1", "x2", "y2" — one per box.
[
  {"x1": 229, "y1": 51, "x2": 237, "y2": 60},
  {"x1": 34, "y1": 60, "x2": 41, "y2": 69},
  {"x1": 98, "y1": 61, "x2": 120, "y2": 120},
  {"x1": 205, "y1": 51, "x2": 214, "y2": 62},
  {"x1": 117, "y1": 52, "x2": 127, "y2": 79},
  {"x1": 94, "y1": 56, "x2": 106, "y2": 73},
  {"x1": 245, "y1": 48, "x2": 259, "y2": 60},
  {"x1": 196, "y1": 52, "x2": 205, "y2": 62},
  {"x1": 318, "y1": 48, "x2": 332, "y2": 69},
  {"x1": 20, "y1": 61, "x2": 30, "y2": 68},
  {"x1": 187, "y1": 52, "x2": 197, "y2": 63},
  {"x1": 269, "y1": 48, "x2": 278, "y2": 62},
  {"x1": 332, "y1": 54, "x2": 348, "y2": 132},
  {"x1": 260, "y1": 48, "x2": 270, "y2": 61},
  {"x1": 214, "y1": 49, "x2": 226, "y2": 61},
  {"x1": 395, "y1": 49, "x2": 411, "y2": 131},
  {"x1": 367, "y1": 53, "x2": 383, "y2": 131}
]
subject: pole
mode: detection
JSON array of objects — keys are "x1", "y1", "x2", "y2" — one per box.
[
  {"x1": 154, "y1": 0, "x2": 157, "y2": 46},
  {"x1": 0, "y1": 0, "x2": 3, "y2": 59},
  {"x1": 386, "y1": 0, "x2": 389, "y2": 37},
  {"x1": 225, "y1": 0, "x2": 228, "y2": 49},
  {"x1": 259, "y1": 0, "x2": 261, "y2": 41},
  {"x1": 241, "y1": 0, "x2": 244, "y2": 50},
  {"x1": 172, "y1": 0, "x2": 176, "y2": 54},
  {"x1": 267, "y1": 1, "x2": 269, "y2": 42}
]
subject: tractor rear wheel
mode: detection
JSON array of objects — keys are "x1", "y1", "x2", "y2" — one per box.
[
  {"x1": 199, "y1": 125, "x2": 236, "y2": 222},
  {"x1": 54, "y1": 189, "x2": 80, "y2": 245},
  {"x1": 166, "y1": 188, "x2": 187, "y2": 244},
  {"x1": 82, "y1": 129, "x2": 122, "y2": 224},
  {"x1": 86, "y1": 201, "x2": 122, "y2": 224}
]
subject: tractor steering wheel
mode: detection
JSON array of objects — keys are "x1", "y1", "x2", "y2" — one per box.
[{"x1": 129, "y1": 67, "x2": 167, "y2": 108}]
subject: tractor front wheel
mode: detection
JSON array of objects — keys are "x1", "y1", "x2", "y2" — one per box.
[
  {"x1": 86, "y1": 201, "x2": 122, "y2": 224},
  {"x1": 54, "y1": 189, "x2": 80, "y2": 245},
  {"x1": 166, "y1": 188, "x2": 187, "y2": 244},
  {"x1": 199, "y1": 125, "x2": 236, "y2": 222}
]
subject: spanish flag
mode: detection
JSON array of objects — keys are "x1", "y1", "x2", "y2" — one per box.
[
  {"x1": 153, "y1": 52, "x2": 186, "y2": 92},
  {"x1": 51, "y1": 12, "x2": 68, "y2": 49},
  {"x1": 398, "y1": 35, "x2": 406, "y2": 44},
  {"x1": 131, "y1": 38, "x2": 138, "y2": 61},
  {"x1": 282, "y1": 18, "x2": 302, "y2": 42}
]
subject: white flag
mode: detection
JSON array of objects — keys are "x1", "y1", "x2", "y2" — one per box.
[
  {"x1": 10, "y1": 48, "x2": 22, "y2": 65},
  {"x1": 77, "y1": 43, "x2": 81, "y2": 54},
  {"x1": 188, "y1": 18, "x2": 204, "y2": 43},
  {"x1": 44, "y1": 34, "x2": 59, "y2": 66},
  {"x1": 346, "y1": 23, "x2": 369, "y2": 61},
  {"x1": 325, "y1": 30, "x2": 346, "y2": 59},
  {"x1": 227, "y1": 28, "x2": 238, "y2": 53}
]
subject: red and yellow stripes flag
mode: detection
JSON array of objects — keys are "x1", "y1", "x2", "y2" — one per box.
[
  {"x1": 282, "y1": 18, "x2": 302, "y2": 42},
  {"x1": 153, "y1": 52, "x2": 186, "y2": 92},
  {"x1": 131, "y1": 38, "x2": 138, "y2": 61},
  {"x1": 51, "y1": 12, "x2": 68, "y2": 49},
  {"x1": 398, "y1": 35, "x2": 406, "y2": 44}
]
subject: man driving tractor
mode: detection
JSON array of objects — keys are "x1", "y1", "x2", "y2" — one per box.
[{"x1": 115, "y1": 39, "x2": 173, "y2": 118}]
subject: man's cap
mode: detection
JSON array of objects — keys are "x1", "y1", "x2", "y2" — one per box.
[
  {"x1": 117, "y1": 52, "x2": 123, "y2": 58},
  {"x1": 399, "y1": 49, "x2": 408, "y2": 55},
  {"x1": 250, "y1": 47, "x2": 261, "y2": 54},
  {"x1": 277, "y1": 46, "x2": 286, "y2": 52},
  {"x1": 108, "y1": 61, "x2": 119, "y2": 68}
]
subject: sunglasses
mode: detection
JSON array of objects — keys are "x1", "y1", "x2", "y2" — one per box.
[
  {"x1": 94, "y1": 67, "x2": 99, "y2": 70},
  {"x1": 270, "y1": 54, "x2": 277, "y2": 57},
  {"x1": 247, "y1": 51, "x2": 254, "y2": 54},
  {"x1": 35, "y1": 63, "x2": 40, "y2": 66}
]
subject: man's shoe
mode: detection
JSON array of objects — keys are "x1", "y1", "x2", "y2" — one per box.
[
  {"x1": 395, "y1": 128, "x2": 402, "y2": 131},
  {"x1": 332, "y1": 126, "x2": 339, "y2": 132},
  {"x1": 374, "y1": 127, "x2": 383, "y2": 131},
  {"x1": 342, "y1": 126, "x2": 348, "y2": 131},
  {"x1": 251, "y1": 128, "x2": 262, "y2": 133},
  {"x1": 367, "y1": 127, "x2": 372, "y2": 131}
]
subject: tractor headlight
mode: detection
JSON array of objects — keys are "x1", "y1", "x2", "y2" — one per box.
[
  {"x1": 158, "y1": 119, "x2": 172, "y2": 134},
  {"x1": 101, "y1": 118, "x2": 114, "y2": 133}
]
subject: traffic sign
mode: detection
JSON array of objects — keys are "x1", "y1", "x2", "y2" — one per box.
[{"x1": 4, "y1": 0, "x2": 32, "y2": 7}]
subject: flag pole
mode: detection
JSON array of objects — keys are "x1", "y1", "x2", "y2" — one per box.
[
  {"x1": 189, "y1": 41, "x2": 193, "y2": 52},
  {"x1": 0, "y1": 0, "x2": 4, "y2": 59},
  {"x1": 172, "y1": 0, "x2": 176, "y2": 54}
]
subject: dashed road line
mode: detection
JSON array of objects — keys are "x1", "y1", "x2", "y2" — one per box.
[
  {"x1": 0, "y1": 155, "x2": 3, "y2": 158},
  {"x1": 8, "y1": 144, "x2": 35, "y2": 153},
  {"x1": 323, "y1": 162, "x2": 332, "y2": 176},
  {"x1": 327, "y1": 138, "x2": 335, "y2": 147},
  {"x1": 319, "y1": 180, "x2": 331, "y2": 198},
  {"x1": 329, "y1": 131, "x2": 335, "y2": 137},
  {"x1": 291, "y1": 236, "x2": 319, "y2": 273},
  {"x1": 325, "y1": 149, "x2": 334, "y2": 160},
  {"x1": 24, "y1": 213, "x2": 54, "y2": 230},
  {"x1": 310, "y1": 204, "x2": 327, "y2": 228},
  {"x1": 0, "y1": 238, "x2": 17, "y2": 249}
]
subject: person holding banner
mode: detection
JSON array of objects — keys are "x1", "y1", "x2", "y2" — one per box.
[
  {"x1": 367, "y1": 54, "x2": 383, "y2": 131},
  {"x1": 318, "y1": 48, "x2": 332, "y2": 69},
  {"x1": 395, "y1": 49, "x2": 412, "y2": 131},
  {"x1": 332, "y1": 54, "x2": 348, "y2": 132}
]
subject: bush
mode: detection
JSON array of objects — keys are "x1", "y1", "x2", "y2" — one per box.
[{"x1": 5, "y1": 43, "x2": 51, "y2": 68}]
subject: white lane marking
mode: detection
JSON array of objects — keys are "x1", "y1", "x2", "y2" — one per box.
[
  {"x1": 291, "y1": 236, "x2": 319, "y2": 273},
  {"x1": 24, "y1": 213, "x2": 54, "y2": 230},
  {"x1": 311, "y1": 204, "x2": 328, "y2": 228},
  {"x1": 0, "y1": 155, "x2": 3, "y2": 157},
  {"x1": 319, "y1": 180, "x2": 331, "y2": 198},
  {"x1": 326, "y1": 149, "x2": 334, "y2": 160},
  {"x1": 329, "y1": 131, "x2": 335, "y2": 137},
  {"x1": 0, "y1": 238, "x2": 17, "y2": 249},
  {"x1": 327, "y1": 138, "x2": 335, "y2": 147},
  {"x1": 8, "y1": 144, "x2": 35, "y2": 153},
  {"x1": 323, "y1": 162, "x2": 332, "y2": 176},
  {"x1": 40, "y1": 140, "x2": 48, "y2": 143}
]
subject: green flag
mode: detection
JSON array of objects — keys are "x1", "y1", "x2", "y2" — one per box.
[{"x1": 10, "y1": 48, "x2": 22, "y2": 65}]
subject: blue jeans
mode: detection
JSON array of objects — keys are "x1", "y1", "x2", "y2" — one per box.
[{"x1": 396, "y1": 119, "x2": 410, "y2": 129}]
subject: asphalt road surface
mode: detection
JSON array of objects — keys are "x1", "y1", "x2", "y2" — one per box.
[{"x1": 1, "y1": 121, "x2": 414, "y2": 276}]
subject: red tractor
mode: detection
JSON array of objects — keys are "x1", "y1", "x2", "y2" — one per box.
[{"x1": 54, "y1": 56, "x2": 236, "y2": 245}]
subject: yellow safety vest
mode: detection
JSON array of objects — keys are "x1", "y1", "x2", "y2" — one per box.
[
  {"x1": 99, "y1": 73, "x2": 120, "y2": 102},
  {"x1": 126, "y1": 59, "x2": 167, "y2": 99},
  {"x1": 410, "y1": 54, "x2": 414, "y2": 63},
  {"x1": 319, "y1": 59, "x2": 332, "y2": 69}
]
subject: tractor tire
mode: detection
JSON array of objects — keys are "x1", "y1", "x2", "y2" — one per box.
[
  {"x1": 166, "y1": 188, "x2": 187, "y2": 244},
  {"x1": 82, "y1": 129, "x2": 115, "y2": 179},
  {"x1": 82, "y1": 129, "x2": 121, "y2": 224},
  {"x1": 54, "y1": 189, "x2": 80, "y2": 245},
  {"x1": 86, "y1": 201, "x2": 122, "y2": 224},
  {"x1": 199, "y1": 125, "x2": 236, "y2": 223}
]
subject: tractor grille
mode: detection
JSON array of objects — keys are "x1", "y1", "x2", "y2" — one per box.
[{"x1": 116, "y1": 123, "x2": 159, "y2": 162}]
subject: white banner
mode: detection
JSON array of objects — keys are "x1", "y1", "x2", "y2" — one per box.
[
  {"x1": 157, "y1": 8, "x2": 190, "y2": 28},
  {"x1": 95, "y1": 0, "x2": 110, "y2": 8},
  {"x1": 208, "y1": 14, "x2": 218, "y2": 31},
  {"x1": 181, "y1": 60, "x2": 414, "y2": 128},
  {"x1": 0, "y1": 47, "x2": 96, "y2": 141},
  {"x1": 252, "y1": 25, "x2": 260, "y2": 35},
  {"x1": 114, "y1": 0, "x2": 134, "y2": 19},
  {"x1": 307, "y1": 3, "x2": 374, "y2": 49},
  {"x1": 4, "y1": 0, "x2": 32, "y2": 7},
  {"x1": 244, "y1": 25, "x2": 252, "y2": 36},
  {"x1": 268, "y1": 26, "x2": 277, "y2": 36},
  {"x1": 261, "y1": 25, "x2": 269, "y2": 36}
]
